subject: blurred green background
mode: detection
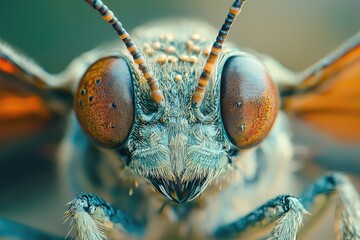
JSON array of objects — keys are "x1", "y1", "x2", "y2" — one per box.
[
  {"x1": 0, "y1": 0, "x2": 359, "y2": 73},
  {"x1": 0, "y1": 0, "x2": 359, "y2": 238}
]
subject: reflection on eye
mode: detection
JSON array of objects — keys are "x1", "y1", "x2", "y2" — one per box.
[
  {"x1": 220, "y1": 55, "x2": 279, "y2": 149},
  {"x1": 74, "y1": 57, "x2": 135, "y2": 148}
]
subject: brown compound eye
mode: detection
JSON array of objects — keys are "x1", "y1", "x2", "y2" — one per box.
[
  {"x1": 74, "y1": 57, "x2": 134, "y2": 148},
  {"x1": 220, "y1": 55, "x2": 279, "y2": 149}
]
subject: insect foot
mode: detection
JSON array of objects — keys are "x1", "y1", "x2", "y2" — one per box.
[
  {"x1": 64, "y1": 193, "x2": 144, "y2": 240},
  {"x1": 334, "y1": 175, "x2": 360, "y2": 240},
  {"x1": 300, "y1": 173, "x2": 360, "y2": 240},
  {"x1": 214, "y1": 195, "x2": 307, "y2": 240},
  {"x1": 269, "y1": 196, "x2": 306, "y2": 240}
]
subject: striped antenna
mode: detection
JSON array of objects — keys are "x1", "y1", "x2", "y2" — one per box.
[
  {"x1": 85, "y1": 0, "x2": 165, "y2": 107},
  {"x1": 192, "y1": 0, "x2": 247, "y2": 108}
]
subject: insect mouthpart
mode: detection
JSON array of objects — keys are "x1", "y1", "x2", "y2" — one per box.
[{"x1": 148, "y1": 176, "x2": 208, "y2": 203}]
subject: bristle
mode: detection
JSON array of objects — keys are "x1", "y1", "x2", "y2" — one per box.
[
  {"x1": 67, "y1": 210, "x2": 107, "y2": 240},
  {"x1": 65, "y1": 225, "x2": 75, "y2": 240},
  {"x1": 192, "y1": 0, "x2": 247, "y2": 108},
  {"x1": 85, "y1": 0, "x2": 165, "y2": 106},
  {"x1": 64, "y1": 199, "x2": 108, "y2": 240},
  {"x1": 64, "y1": 209, "x2": 72, "y2": 223}
]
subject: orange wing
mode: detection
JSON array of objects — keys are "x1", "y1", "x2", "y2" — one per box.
[
  {"x1": 282, "y1": 32, "x2": 360, "y2": 142},
  {"x1": 0, "y1": 43, "x2": 72, "y2": 161}
]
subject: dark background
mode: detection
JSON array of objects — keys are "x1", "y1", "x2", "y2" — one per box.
[{"x1": 0, "y1": 0, "x2": 359, "y2": 238}]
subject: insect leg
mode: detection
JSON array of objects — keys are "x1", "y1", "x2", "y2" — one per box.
[
  {"x1": 65, "y1": 193, "x2": 145, "y2": 240},
  {"x1": 299, "y1": 173, "x2": 360, "y2": 239},
  {"x1": 214, "y1": 194, "x2": 306, "y2": 239},
  {"x1": 0, "y1": 218, "x2": 65, "y2": 240}
]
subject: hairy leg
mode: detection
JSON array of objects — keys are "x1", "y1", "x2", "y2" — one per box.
[
  {"x1": 214, "y1": 195, "x2": 306, "y2": 239},
  {"x1": 300, "y1": 173, "x2": 360, "y2": 239},
  {"x1": 65, "y1": 193, "x2": 145, "y2": 240},
  {"x1": 214, "y1": 173, "x2": 359, "y2": 239}
]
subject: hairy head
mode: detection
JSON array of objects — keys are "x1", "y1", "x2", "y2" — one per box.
[{"x1": 76, "y1": 0, "x2": 279, "y2": 203}]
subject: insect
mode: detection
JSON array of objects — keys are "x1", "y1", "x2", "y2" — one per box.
[{"x1": 0, "y1": 0, "x2": 359, "y2": 239}]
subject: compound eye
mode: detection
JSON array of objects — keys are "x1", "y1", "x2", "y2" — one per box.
[
  {"x1": 74, "y1": 57, "x2": 134, "y2": 148},
  {"x1": 221, "y1": 55, "x2": 279, "y2": 149}
]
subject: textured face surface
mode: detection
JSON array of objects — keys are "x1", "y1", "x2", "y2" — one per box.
[
  {"x1": 72, "y1": 20, "x2": 279, "y2": 203},
  {"x1": 120, "y1": 21, "x2": 235, "y2": 201}
]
